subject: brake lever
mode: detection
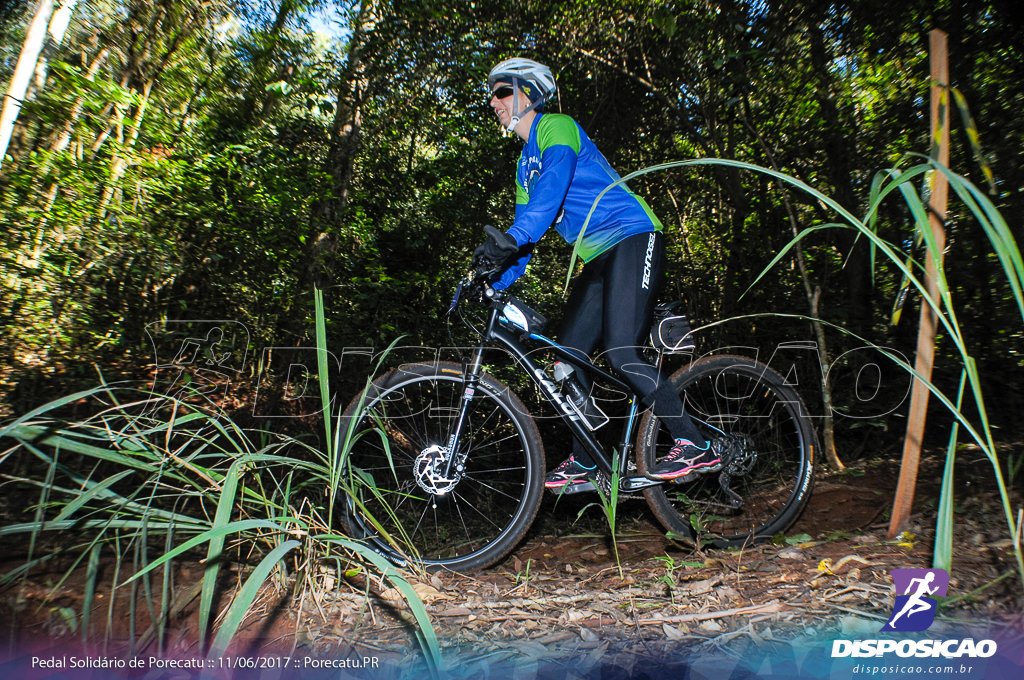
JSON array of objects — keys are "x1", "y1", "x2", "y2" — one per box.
[
  {"x1": 451, "y1": 261, "x2": 501, "y2": 312},
  {"x1": 447, "y1": 280, "x2": 465, "y2": 315}
]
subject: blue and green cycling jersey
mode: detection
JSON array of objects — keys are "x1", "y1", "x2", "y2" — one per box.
[{"x1": 495, "y1": 113, "x2": 662, "y2": 289}]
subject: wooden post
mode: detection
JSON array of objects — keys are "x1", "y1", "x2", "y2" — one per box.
[{"x1": 888, "y1": 29, "x2": 951, "y2": 538}]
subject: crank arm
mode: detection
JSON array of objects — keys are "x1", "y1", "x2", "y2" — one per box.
[
  {"x1": 547, "y1": 481, "x2": 597, "y2": 496},
  {"x1": 620, "y1": 475, "x2": 664, "y2": 492}
]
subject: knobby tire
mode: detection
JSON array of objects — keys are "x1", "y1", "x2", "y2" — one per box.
[
  {"x1": 638, "y1": 354, "x2": 816, "y2": 547},
  {"x1": 337, "y1": 362, "x2": 545, "y2": 572}
]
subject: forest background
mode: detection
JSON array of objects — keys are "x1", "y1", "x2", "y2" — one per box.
[{"x1": 1, "y1": 0, "x2": 1022, "y2": 466}]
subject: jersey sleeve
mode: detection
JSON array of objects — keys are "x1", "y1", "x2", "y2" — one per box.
[
  {"x1": 492, "y1": 251, "x2": 531, "y2": 290},
  {"x1": 506, "y1": 117, "x2": 581, "y2": 248}
]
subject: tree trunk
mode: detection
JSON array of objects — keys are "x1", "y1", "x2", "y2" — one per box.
[
  {"x1": 48, "y1": 48, "x2": 110, "y2": 157},
  {"x1": 31, "y1": 47, "x2": 112, "y2": 255},
  {"x1": 31, "y1": 0, "x2": 78, "y2": 91},
  {"x1": 238, "y1": 0, "x2": 298, "y2": 126},
  {"x1": 807, "y1": 21, "x2": 872, "y2": 336},
  {"x1": 738, "y1": 94, "x2": 844, "y2": 469},
  {"x1": 96, "y1": 80, "x2": 154, "y2": 218},
  {"x1": 302, "y1": 1, "x2": 377, "y2": 288},
  {"x1": 316, "y1": 2, "x2": 374, "y2": 224},
  {"x1": 0, "y1": 0, "x2": 55, "y2": 171}
]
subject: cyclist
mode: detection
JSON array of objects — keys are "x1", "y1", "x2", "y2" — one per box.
[{"x1": 476, "y1": 57, "x2": 721, "y2": 488}]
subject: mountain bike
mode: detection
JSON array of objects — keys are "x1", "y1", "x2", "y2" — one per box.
[{"x1": 337, "y1": 257, "x2": 816, "y2": 572}]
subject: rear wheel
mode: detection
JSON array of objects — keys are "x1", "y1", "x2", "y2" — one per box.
[
  {"x1": 337, "y1": 362, "x2": 545, "y2": 571},
  {"x1": 638, "y1": 355, "x2": 815, "y2": 547}
]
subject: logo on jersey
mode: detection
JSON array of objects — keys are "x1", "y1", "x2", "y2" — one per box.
[{"x1": 525, "y1": 168, "x2": 541, "y2": 197}]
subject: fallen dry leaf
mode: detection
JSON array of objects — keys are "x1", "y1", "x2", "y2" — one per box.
[{"x1": 411, "y1": 582, "x2": 451, "y2": 602}]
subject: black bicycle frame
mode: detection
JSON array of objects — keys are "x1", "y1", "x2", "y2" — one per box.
[{"x1": 450, "y1": 296, "x2": 663, "y2": 489}]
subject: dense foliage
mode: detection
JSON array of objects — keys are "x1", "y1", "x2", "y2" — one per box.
[{"x1": 2, "y1": 0, "x2": 1022, "y2": 450}]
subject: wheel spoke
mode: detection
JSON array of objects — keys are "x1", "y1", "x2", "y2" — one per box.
[{"x1": 338, "y1": 364, "x2": 543, "y2": 570}]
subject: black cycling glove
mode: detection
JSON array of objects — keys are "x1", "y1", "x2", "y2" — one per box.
[{"x1": 473, "y1": 225, "x2": 519, "y2": 269}]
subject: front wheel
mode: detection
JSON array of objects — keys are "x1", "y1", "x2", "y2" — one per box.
[
  {"x1": 637, "y1": 355, "x2": 816, "y2": 547},
  {"x1": 336, "y1": 362, "x2": 545, "y2": 571}
]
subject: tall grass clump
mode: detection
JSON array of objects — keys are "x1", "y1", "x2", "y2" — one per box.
[
  {"x1": 0, "y1": 290, "x2": 441, "y2": 677},
  {"x1": 757, "y1": 155, "x2": 1023, "y2": 588}
]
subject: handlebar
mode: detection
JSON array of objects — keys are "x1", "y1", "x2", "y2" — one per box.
[
  {"x1": 448, "y1": 221, "x2": 521, "y2": 316},
  {"x1": 447, "y1": 257, "x2": 509, "y2": 316}
]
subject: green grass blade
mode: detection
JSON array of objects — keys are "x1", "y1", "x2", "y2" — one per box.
[
  {"x1": 120, "y1": 519, "x2": 285, "y2": 584},
  {"x1": 565, "y1": 158, "x2": 864, "y2": 293},
  {"x1": 949, "y1": 86, "x2": 997, "y2": 194},
  {"x1": 199, "y1": 458, "x2": 244, "y2": 651},
  {"x1": 81, "y1": 543, "x2": 101, "y2": 644},
  {"x1": 52, "y1": 470, "x2": 135, "y2": 522},
  {"x1": 323, "y1": 535, "x2": 442, "y2": 677},
  {"x1": 0, "y1": 553, "x2": 57, "y2": 588},
  {"x1": 207, "y1": 539, "x2": 301, "y2": 658},
  {"x1": 0, "y1": 519, "x2": 208, "y2": 536},
  {"x1": 0, "y1": 386, "x2": 111, "y2": 438},
  {"x1": 940, "y1": 165, "x2": 1024, "y2": 319},
  {"x1": 6, "y1": 425, "x2": 160, "y2": 473},
  {"x1": 934, "y1": 372, "x2": 967, "y2": 573},
  {"x1": 159, "y1": 523, "x2": 173, "y2": 656},
  {"x1": 315, "y1": 287, "x2": 333, "y2": 459}
]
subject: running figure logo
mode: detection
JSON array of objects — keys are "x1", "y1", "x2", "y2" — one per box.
[{"x1": 881, "y1": 568, "x2": 949, "y2": 632}]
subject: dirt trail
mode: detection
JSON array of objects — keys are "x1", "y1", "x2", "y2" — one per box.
[{"x1": 2, "y1": 453, "x2": 1022, "y2": 677}]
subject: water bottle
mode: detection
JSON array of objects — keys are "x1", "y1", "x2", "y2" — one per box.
[{"x1": 552, "y1": 362, "x2": 608, "y2": 430}]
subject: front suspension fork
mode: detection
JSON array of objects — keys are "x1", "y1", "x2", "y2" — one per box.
[{"x1": 440, "y1": 345, "x2": 486, "y2": 479}]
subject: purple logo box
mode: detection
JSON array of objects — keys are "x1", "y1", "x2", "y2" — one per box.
[{"x1": 881, "y1": 568, "x2": 950, "y2": 632}]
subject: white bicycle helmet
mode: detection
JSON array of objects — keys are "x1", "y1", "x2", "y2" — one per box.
[{"x1": 488, "y1": 57, "x2": 558, "y2": 132}]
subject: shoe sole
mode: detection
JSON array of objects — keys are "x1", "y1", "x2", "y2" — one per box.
[
  {"x1": 545, "y1": 478, "x2": 593, "y2": 489},
  {"x1": 649, "y1": 459, "x2": 722, "y2": 481}
]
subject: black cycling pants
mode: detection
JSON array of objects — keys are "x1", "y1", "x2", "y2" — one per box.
[{"x1": 559, "y1": 231, "x2": 704, "y2": 462}]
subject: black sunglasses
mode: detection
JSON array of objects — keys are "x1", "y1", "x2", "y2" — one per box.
[{"x1": 491, "y1": 86, "x2": 515, "y2": 99}]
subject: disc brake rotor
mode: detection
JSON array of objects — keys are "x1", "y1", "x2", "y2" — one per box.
[{"x1": 413, "y1": 444, "x2": 462, "y2": 496}]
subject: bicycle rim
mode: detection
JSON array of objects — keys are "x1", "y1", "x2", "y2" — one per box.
[
  {"x1": 338, "y1": 363, "x2": 544, "y2": 571},
  {"x1": 640, "y1": 355, "x2": 815, "y2": 546}
]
